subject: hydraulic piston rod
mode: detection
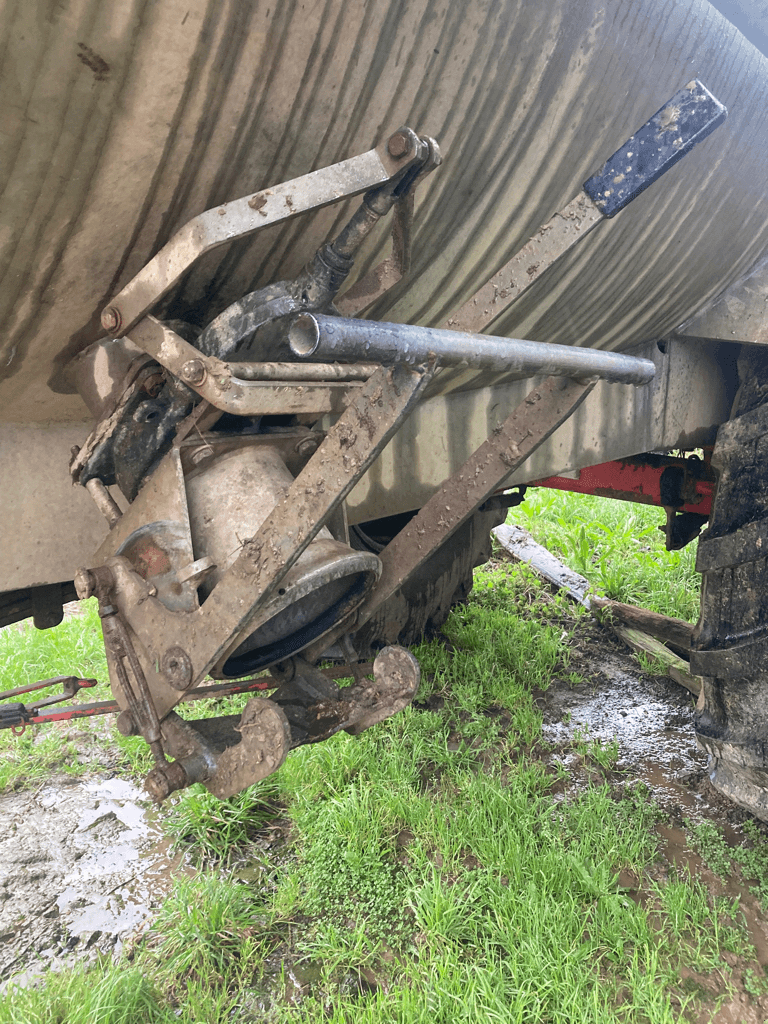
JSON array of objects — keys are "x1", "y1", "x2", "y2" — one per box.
[{"x1": 287, "y1": 313, "x2": 656, "y2": 386}]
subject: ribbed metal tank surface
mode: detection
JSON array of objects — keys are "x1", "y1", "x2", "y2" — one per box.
[{"x1": 1, "y1": 0, "x2": 766, "y2": 421}]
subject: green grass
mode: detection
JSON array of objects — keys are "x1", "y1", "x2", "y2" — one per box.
[
  {"x1": 510, "y1": 489, "x2": 700, "y2": 622},
  {"x1": 0, "y1": 599, "x2": 157, "y2": 789},
  {"x1": 687, "y1": 818, "x2": 768, "y2": 910},
  {"x1": 3, "y1": 493, "x2": 762, "y2": 1022},
  {"x1": 0, "y1": 962, "x2": 169, "y2": 1024}
]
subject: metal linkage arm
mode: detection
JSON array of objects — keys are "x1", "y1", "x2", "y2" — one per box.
[
  {"x1": 445, "y1": 80, "x2": 726, "y2": 335},
  {"x1": 356, "y1": 374, "x2": 597, "y2": 628},
  {"x1": 101, "y1": 129, "x2": 432, "y2": 338}
]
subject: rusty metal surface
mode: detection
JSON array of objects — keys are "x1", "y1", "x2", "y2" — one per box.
[
  {"x1": 143, "y1": 644, "x2": 415, "y2": 800},
  {"x1": 444, "y1": 193, "x2": 603, "y2": 334},
  {"x1": 356, "y1": 375, "x2": 596, "y2": 628}
]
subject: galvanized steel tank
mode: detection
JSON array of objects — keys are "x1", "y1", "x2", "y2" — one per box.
[{"x1": 1, "y1": 0, "x2": 767, "y2": 423}]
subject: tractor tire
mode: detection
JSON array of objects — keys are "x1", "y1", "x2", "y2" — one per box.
[{"x1": 693, "y1": 346, "x2": 768, "y2": 820}]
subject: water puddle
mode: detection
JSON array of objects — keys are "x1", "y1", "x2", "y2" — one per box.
[
  {"x1": 0, "y1": 774, "x2": 191, "y2": 987},
  {"x1": 541, "y1": 646, "x2": 711, "y2": 818}
]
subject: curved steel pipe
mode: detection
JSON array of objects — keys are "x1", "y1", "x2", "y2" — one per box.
[{"x1": 288, "y1": 314, "x2": 656, "y2": 386}]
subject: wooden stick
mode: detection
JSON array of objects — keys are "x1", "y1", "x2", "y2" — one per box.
[
  {"x1": 492, "y1": 524, "x2": 703, "y2": 697},
  {"x1": 591, "y1": 598, "x2": 693, "y2": 651}
]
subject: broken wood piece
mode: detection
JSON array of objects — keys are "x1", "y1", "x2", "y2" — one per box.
[
  {"x1": 591, "y1": 597, "x2": 693, "y2": 652},
  {"x1": 610, "y1": 624, "x2": 702, "y2": 697},
  {"x1": 492, "y1": 524, "x2": 592, "y2": 606},
  {"x1": 491, "y1": 523, "x2": 703, "y2": 697}
]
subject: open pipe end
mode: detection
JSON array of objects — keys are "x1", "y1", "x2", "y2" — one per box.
[{"x1": 289, "y1": 313, "x2": 321, "y2": 358}]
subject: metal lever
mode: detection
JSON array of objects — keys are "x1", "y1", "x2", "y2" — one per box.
[
  {"x1": 0, "y1": 676, "x2": 98, "y2": 733},
  {"x1": 0, "y1": 675, "x2": 97, "y2": 703},
  {"x1": 100, "y1": 128, "x2": 432, "y2": 338},
  {"x1": 445, "y1": 80, "x2": 727, "y2": 334}
]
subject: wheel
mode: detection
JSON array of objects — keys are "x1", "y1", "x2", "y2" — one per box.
[
  {"x1": 349, "y1": 502, "x2": 508, "y2": 658},
  {"x1": 693, "y1": 346, "x2": 768, "y2": 820}
]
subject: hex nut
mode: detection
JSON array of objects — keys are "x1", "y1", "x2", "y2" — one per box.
[
  {"x1": 180, "y1": 359, "x2": 206, "y2": 386},
  {"x1": 101, "y1": 306, "x2": 122, "y2": 333},
  {"x1": 387, "y1": 131, "x2": 410, "y2": 158}
]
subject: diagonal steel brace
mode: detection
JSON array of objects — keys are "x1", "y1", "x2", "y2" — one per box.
[{"x1": 355, "y1": 374, "x2": 597, "y2": 628}]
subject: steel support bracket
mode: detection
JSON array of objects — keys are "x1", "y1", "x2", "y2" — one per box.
[
  {"x1": 80, "y1": 359, "x2": 434, "y2": 722},
  {"x1": 101, "y1": 129, "x2": 431, "y2": 338}
]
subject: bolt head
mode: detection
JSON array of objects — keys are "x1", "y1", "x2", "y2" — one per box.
[
  {"x1": 296, "y1": 436, "x2": 319, "y2": 457},
  {"x1": 387, "y1": 131, "x2": 410, "y2": 158},
  {"x1": 180, "y1": 359, "x2": 206, "y2": 386},
  {"x1": 190, "y1": 445, "x2": 214, "y2": 466},
  {"x1": 162, "y1": 645, "x2": 194, "y2": 690},
  {"x1": 101, "y1": 306, "x2": 122, "y2": 333}
]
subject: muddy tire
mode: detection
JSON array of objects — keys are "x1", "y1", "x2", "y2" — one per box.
[
  {"x1": 349, "y1": 502, "x2": 508, "y2": 658},
  {"x1": 693, "y1": 346, "x2": 768, "y2": 820}
]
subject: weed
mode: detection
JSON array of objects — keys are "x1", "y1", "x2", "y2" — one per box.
[
  {"x1": 634, "y1": 651, "x2": 670, "y2": 677},
  {"x1": 744, "y1": 965, "x2": 768, "y2": 997},
  {"x1": 142, "y1": 873, "x2": 268, "y2": 989},
  {"x1": 0, "y1": 961, "x2": 169, "y2": 1024},
  {"x1": 164, "y1": 779, "x2": 282, "y2": 862},
  {"x1": 686, "y1": 820, "x2": 733, "y2": 878},
  {"x1": 512, "y1": 490, "x2": 700, "y2": 621}
]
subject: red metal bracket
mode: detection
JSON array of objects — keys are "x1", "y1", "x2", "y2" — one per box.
[{"x1": 530, "y1": 452, "x2": 714, "y2": 517}]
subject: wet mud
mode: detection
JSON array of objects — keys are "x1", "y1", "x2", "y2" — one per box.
[{"x1": 0, "y1": 776, "x2": 188, "y2": 988}]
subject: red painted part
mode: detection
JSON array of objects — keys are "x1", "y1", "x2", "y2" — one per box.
[
  {"x1": 531, "y1": 458, "x2": 714, "y2": 516},
  {"x1": 22, "y1": 675, "x2": 273, "y2": 727}
]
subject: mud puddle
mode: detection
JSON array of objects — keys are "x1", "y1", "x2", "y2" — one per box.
[
  {"x1": 0, "y1": 774, "x2": 190, "y2": 988},
  {"x1": 541, "y1": 639, "x2": 710, "y2": 822}
]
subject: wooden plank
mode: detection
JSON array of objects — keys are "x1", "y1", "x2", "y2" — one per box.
[
  {"x1": 611, "y1": 625, "x2": 702, "y2": 697},
  {"x1": 492, "y1": 523, "x2": 703, "y2": 697},
  {"x1": 591, "y1": 597, "x2": 693, "y2": 651}
]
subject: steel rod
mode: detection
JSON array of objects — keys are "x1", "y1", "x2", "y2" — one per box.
[{"x1": 288, "y1": 313, "x2": 656, "y2": 386}]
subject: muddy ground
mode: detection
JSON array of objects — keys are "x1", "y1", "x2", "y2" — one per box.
[{"x1": 1, "y1": 622, "x2": 767, "y2": 1019}]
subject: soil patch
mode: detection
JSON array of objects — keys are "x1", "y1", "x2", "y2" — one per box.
[{"x1": 0, "y1": 774, "x2": 188, "y2": 988}]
